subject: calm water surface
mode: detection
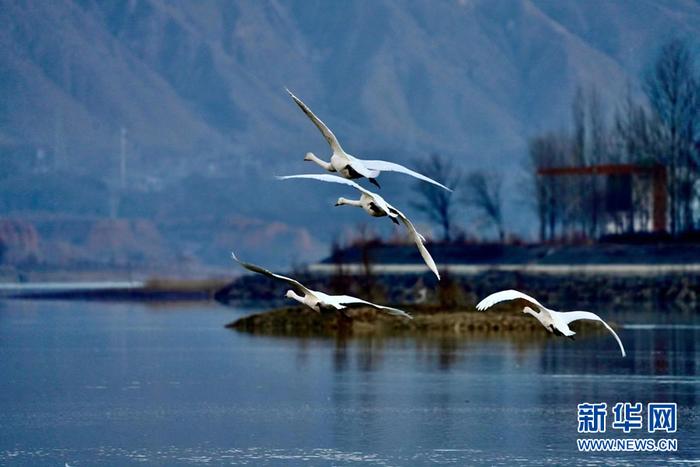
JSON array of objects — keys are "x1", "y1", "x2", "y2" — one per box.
[{"x1": 0, "y1": 299, "x2": 698, "y2": 466}]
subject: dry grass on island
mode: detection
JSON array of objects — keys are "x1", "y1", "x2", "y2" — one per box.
[{"x1": 227, "y1": 303, "x2": 615, "y2": 338}]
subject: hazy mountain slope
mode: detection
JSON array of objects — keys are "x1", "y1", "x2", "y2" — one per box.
[
  {"x1": 6, "y1": 0, "x2": 698, "y2": 173},
  {"x1": 0, "y1": 0, "x2": 225, "y2": 175},
  {"x1": 534, "y1": 0, "x2": 700, "y2": 75},
  {"x1": 1, "y1": 0, "x2": 699, "y2": 267}
]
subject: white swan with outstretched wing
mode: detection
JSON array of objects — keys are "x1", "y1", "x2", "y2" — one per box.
[
  {"x1": 232, "y1": 252, "x2": 412, "y2": 319},
  {"x1": 476, "y1": 289, "x2": 626, "y2": 356},
  {"x1": 286, "y1": 89, "x2": 451, "y2": 191},
  {"x1": 276, "y1": 174, "x2": 440, "y2": 280},
  {"x1": 476, "y1": 289, "x2": 546, "y2": 311}
]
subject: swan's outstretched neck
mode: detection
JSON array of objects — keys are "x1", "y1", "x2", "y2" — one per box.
[
  {"x1": 335, "y1": 197, "x2": 362, "y2": 207},
  {"x1": 286, "y1": 289, "x2": 305, "y2": 304},
  {"x1": 304, "y1": 152, "x2": 333, "y2": 171}
]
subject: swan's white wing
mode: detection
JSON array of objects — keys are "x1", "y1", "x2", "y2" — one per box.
[
  {"x1": 276, "y1": 173, "x2": 373, "y2": 197},
  {"x1": 344, "y1": 156, "x2": 380, "y2": 179},
  {"x1": 365, "y1": 191, "x2": 393, "y2": 215},
  {"x1": 391, "y1": 207, "x2": 439, "y2": 280},
  {"x1": 231, "y1": 252, "x2": 312, "y2": 296},
  {"x1": 331, "y1": 294, "x2": 413, "y2": 319},
  {"x1": 476, "y1": 289, "x2": 545, "y2": 311},
  {"x1": 559, "y1": 311, "x2": 626, "y2": 357},
  {"x1": 286, "y1": 88, "x2": 343, "y2": 154},
  {"x1": 361, "y1": 159, "x2": 452, "y2": 191},
  {"x1": 276, "y1": 173, "x2": 394, "y2": 215}
]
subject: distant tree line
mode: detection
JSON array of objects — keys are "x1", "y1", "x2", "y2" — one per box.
[
  {"x1": 528, "y1": 38, "x2": 699, "y2": 241},
  {"x1": 400, "y1": 38, "x2": 699, "y2": 246},
  {"x1": 410, "y1": 153, "x2": 505, "y2": 243}
]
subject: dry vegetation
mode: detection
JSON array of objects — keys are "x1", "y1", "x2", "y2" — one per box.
[{"x1": 227, "y1": 303, "x2": 616, "y2": 339}]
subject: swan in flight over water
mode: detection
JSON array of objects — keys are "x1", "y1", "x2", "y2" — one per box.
[
  {"x1": 476, "y1": 289, "x2": 626, "y2": 356},
  {"x1": 286, "y1": 88, "x2": 452, "y2": 192},
  {"x1": 277, "y1": 173, "x2": 440, "y2": 280},
  {"x1": 231, "y1": 252, "x2": 413, "y2": 319}
]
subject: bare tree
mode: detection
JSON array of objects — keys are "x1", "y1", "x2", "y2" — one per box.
[
  {"x1": 528, "y1": 131, "x2": 570, "y2": 241},
  {"x1": 587, "y1": 86, "x2": 610, "y2": 237},
  {"x1": 411, "y1": 153, "x2": 461, "y2": 242},
  {"x1": 570, "y1": 85, "x2": 611, "y2": 238},
  {"x1": 462, "y1": 170, "x2": 505, "y2": 241},
  {"x1": 526, "y1": 136, "x2": 549, "y2": 242},
  {"x1": 570, "y1": 87, "x2": 589, "y2": 236},
  {"x1": 614, "y1": 86, "x2": 665, "y2": 166},
  {"x1": 526, "y1": 39, "x2": 699, "y2": 238},
  {"x1": 529, "y1": 87, "x2": 611, "y2": 241},
  {"x1": 644, "y1": 38, "x2": 700, "y2": 233},
  {"x1": 528, "y1": 136, "x2": 552, "y2": 241},
  {"x1": 612, "y1": 86, "x2": 666, "y2": 231}
]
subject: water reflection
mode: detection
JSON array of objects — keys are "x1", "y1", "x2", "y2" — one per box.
[
  {"x1": 261, "y1": 315, "x2": 700, "y2": 462},
  {"x1": 280, "y1": 332, "x2": 551, "y2": 374},
  {"x1": 257, "y1": 305, "x2": 699, "y2": 383},
  {"x1": 0, "y1": 300, "x2": 698, "y2": 465},
  {"x1": 333, "y1": 335, "x2": 349, "y2": 373}
]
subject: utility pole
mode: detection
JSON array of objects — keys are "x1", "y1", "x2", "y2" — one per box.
[
  {"x1": 109, "y1": 126, "x2": 127, "y2": 218},
  {"x1": 120, "y1": 126, "x2": 127, "y2": 190},
  {"x1": 53, "y1": 111, "x2": 64, "y2": 170}
]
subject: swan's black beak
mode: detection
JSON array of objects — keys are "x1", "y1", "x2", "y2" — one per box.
[{"x1": 369, "y1": 178, "x2": 381, "y2": 189}]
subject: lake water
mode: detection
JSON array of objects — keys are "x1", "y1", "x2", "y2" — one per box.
[{"x1": 0, "y1": 299, "x2": 697, "y2": 465}]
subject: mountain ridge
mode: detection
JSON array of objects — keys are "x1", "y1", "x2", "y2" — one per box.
[{"x1": 1, "y1": 0, "x2": 699, "y2": 267}]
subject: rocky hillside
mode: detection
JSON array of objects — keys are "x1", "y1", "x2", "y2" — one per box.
[{"x1": 1, "y1": 0, "x2": 699, "y2": 268}]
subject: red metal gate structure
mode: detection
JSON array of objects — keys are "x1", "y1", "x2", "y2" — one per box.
[{"x1": 537, "y1": 164, "x2": 667, "y2": 232}]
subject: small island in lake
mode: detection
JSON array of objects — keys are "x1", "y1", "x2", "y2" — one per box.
[{"x1": 227, "y1": 303, "x2": 615, "y2": 338}]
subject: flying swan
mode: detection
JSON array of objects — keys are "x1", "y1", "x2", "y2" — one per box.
[
  {"x1": 476, "y1": 289, "x2": 626, "y2": 356},
  {"x1": 277, "y1": 173, "x2": 440, "y2": 280},
  {"x1": 231, "y1": 252, "x2": 413, "y2": 319},
  {"x1": 286, "y1": 88, "x2": 452, "y2": 191}
]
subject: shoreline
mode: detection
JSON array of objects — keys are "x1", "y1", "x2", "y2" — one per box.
[
  {"x1": 0, "y1": 278, "x2": 229, "y2": 301},
  {"x1": 309, "y1": 262, "x2": 700, "y2": 275},
  {"x1": 2, "y1": 265, "x2": 699, "y2": 308},
  {"x1": 218, "y1": 269, "x2": 700, "y2": 310},
  {"x1": 227, "y1": 304, "x2": 617, "y2": 338}
]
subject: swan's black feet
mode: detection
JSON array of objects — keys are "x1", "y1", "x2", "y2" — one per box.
[
  {"x1": 369, "y1": 178, "x2": 381, "y2": 189},
  {"x1": 567, "y1": 335, "x2": 576, "y2": 341}
]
